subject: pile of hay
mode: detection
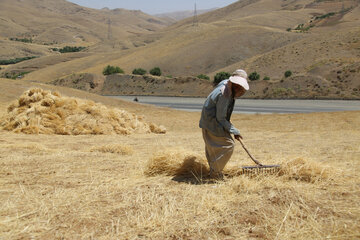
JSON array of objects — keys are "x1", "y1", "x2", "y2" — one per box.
[
  {"x1": 145, "y1": 149, "x2": 332, "y2": 183},
  {"x1": 0, "y1": 88, "x2": 166, "y2": 135},
  {"x1": 144, "y1": 149, "x2": 209, "y2": 178},
  {"x1": 278, "y1": 157, "x2": 332, "y2": 182}
]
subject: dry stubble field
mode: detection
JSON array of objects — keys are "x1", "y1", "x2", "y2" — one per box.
[{"x1": 0, "y1": 84, "x2": 359, "y2": 239}]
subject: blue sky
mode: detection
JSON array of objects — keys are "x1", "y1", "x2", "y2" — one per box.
[{"x1": 67, "y1": 0, "x2": 238, "y2": 14}]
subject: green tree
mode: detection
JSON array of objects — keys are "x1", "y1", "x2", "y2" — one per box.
[
  {"x1": 132, "y1": 68, "x2": 147, "y2": 75},
  {"x1": 249, "y1": 72, "x2": 260, "y2": 81},
  {"x1": 197, "y1": 74, "x2": 210, "y2": 80},
  {"x1": 263, "y1": 76, "x2": 270, "y2": 81},
  {"x1": 150, "y1": 67, "x2": 162, "y2": 76},
  {"x1": 103, "y1": 65, "x2": 124, "y2": 75},
  {"x1": 213, "y1": 72, "x2": 231, "y2": 86},
  {"x1": 284, "y1": 70, "x2": 292, "y2": 78}
]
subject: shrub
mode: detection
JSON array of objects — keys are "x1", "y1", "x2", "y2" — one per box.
[
  {"x1": 286, "y1": 28, "x2": 292, "y2": 32},
  {"x1": 3, "y1": 71, "x2": 31, "y2": 79},
  {"x1": 315, "y1": 12, "x2": 335, "y2": 20},
  {"x1": 284, "y1": 70, "x2": 292, "y2": 78},
  {"x1": 103, "y1": 65, "x2": 124, "y2": 75},
  {"x1": 150, "y1": 67, "x2": 162, "y2": 76},
  {"x1": 132, "y1": 68, "x2": 147, "y2": 75},
  {"x1": 213, "y1": 72, "x2": 231, "y2": 86},
  {"x1": 52, "y1": 46, "x2": 86, "y2": 53},
  {"x1": 249, "y1": 72, "x2": 260, "y2": 81},
  {"x1": 263, "y1": 76, "x2": 270, "y2": 81},
  {"x1": 294, "y1": 23, "x2": 312, "y2": 32},
  {"x1": 0, "y1": 56, "x2": 37, "y2": 65},
  {"x1": 10, "y1": 37, "x2": 32, "y2": 43},
  {"x1": 197, "y1": 74, "x2": 210, "y2": 80},
  {"x1": 295, "y1": 24, "x2": 304, "y2": 30}
]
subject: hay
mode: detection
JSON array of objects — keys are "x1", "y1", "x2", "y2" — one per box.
[
  {"x1": 90, "y1": 144, "x2": 134, "y2": 155},
  {"x1": 1, "y1": 108, "x2": 359, "y2": 239},
  {"x1": 144, "y1": 149, "x2": 209, "y2": 177},
  {"x1": 278, "y1": 157, "x2": 332, "y2": 183},
  {"x1": 0, "y1": 88, "x2": 166, "y2": 135},
  {"x1": 224, "y1": 157, "x2": 331, "y2": 182},
  {"x1": 145, "y1": 149, "x2": 332, "y2": 183}
]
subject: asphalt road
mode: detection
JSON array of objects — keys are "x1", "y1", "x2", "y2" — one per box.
[{"x1": 110, "y1": 96, "x2": 360, "y2": 114}]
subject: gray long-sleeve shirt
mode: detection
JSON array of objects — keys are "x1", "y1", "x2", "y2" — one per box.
[{"x1": 199, "y1": 80, "x2": 240, "y2": 137}]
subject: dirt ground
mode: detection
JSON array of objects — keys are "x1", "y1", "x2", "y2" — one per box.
[{"x1": 0, "y1": 80, "x2": 359, "y2": 239}]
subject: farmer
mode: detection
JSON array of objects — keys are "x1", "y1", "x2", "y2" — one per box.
[{"x1": 199, "y1": 69, "x2": 259, "y2": 179}]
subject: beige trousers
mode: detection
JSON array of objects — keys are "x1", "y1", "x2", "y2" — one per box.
[{"x1": 202, "y1": 129, "x2": 235, "y2": 174}]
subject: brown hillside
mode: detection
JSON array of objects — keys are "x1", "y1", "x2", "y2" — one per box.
[
  {"x1": 52, "y1": 73, "x2": 213, "y2": 97},
  {"x1": 1, "y1": 0, "x2": 313, "y2": 82},
  {"x1": 26, "y1": 0, "x2": 315, "y2": 82},
  {"x1": 0, "y1": 0, "x2": 169, "y2": 56},
  {"x1": 215, "y1": 5, "x2": 360, "y2": 99},
  {"x1": 0, "y1": 0, "x2": 168, "y2": 81},
  {"x1": 0, "y1": 39, "x2": 53, "y2": 60},
  {"x1": 0, "y1": 0, "x2": 359, "y2": 99}
]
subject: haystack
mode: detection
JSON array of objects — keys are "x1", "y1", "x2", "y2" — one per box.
[
  {"x1": 144, "y1": 149, "x2": 209, "y2": 178},
  {"x1": 0, "y1": 88, "x2": 166, "y2": 135}
]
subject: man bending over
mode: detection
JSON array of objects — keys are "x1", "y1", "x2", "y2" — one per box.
[{"x1": 199, "y1": 69, "x2": 258, "y2": 179}]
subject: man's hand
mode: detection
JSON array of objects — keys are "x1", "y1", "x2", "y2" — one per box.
[
  {"x1": 234, "y1": 134, "x2": 243, "y2": 141},
  {"x1": 252, "y1": 159, "x2": 263, "y2": 166},
  {"x1": 235, "y1": 135, "x2": 263, "y2": 166}
]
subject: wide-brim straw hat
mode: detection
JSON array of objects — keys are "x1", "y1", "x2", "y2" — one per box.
[{"x1": 229, "y1": 69, "x2": 249, "y2": 90}]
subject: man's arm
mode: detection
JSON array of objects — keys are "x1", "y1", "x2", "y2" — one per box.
[{"x1": 215, "y1": 94, "x2": 241, "y2": 136}]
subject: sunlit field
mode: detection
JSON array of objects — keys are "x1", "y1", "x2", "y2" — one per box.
[{"x1": 1, "y1": 87, "x2": 359, "y2": 239}]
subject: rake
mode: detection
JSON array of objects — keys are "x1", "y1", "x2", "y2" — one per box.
[{"x1": 237, "y1": 138, "x2": 280, "y2": 175}]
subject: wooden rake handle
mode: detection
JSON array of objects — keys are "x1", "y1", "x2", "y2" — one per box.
[{"x1": 237, "y1": 138, "x2": 263, "y2": 166}]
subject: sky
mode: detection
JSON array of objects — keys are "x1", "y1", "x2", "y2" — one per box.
[{"x1": 67, "y1": 0, "x2": 239, "y2": 15}]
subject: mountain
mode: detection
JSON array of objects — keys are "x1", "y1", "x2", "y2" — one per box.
[
  {"x1": 154, "y1": 8, "x2": 217, "y2": 22},
  {"x1": 0, "y1": 0, "x2": 169, "y2": 56},
  {"x1": 1, "y1": 0, "x2": 359, "y2": 99},
  {"x1": 75, "y1": 0, "x2": 323, "y2": 76},
  {"x1": 211, "y1": 0, "x2": 360, "y2": 98}
]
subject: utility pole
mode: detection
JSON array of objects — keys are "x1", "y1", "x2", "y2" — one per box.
[
  {"x1": 107, "y1": 18, "x2": 112, "y2": 40},
  {"x1": 193, "y1": 2, "x2": 198, "y2": 27}
]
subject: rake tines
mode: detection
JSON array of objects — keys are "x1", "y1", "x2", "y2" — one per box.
[
  {"x1": 241, "y1": 165, "x2": 281, "y2": 176},
  {"x1": 237, "y1": 138, "x2": 280, "y2": 176}
]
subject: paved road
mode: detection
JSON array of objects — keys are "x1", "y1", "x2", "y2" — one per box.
[{"x1": 110, "y1": 96, "x2": 360, "y2": 114}]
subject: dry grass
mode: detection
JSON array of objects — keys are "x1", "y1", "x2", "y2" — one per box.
[
  {"x1": 0, "y1": 88, "x2": 166, "y2": 135},
  {"x1": 0, "y1": 87, "x2": 359, "y2": 239},
  {"x1": 145, "y1": 148, "x2": 209, "y2": 178},
  {"x1": 90, "y1": 144, "x2": 134, "y2": 155},
  {"x1": 277, "y1": 157, "x2": 332, "y2": 183},
  {"x1": 145, "y1": 149, "x2": 334, "y2": 184}
]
